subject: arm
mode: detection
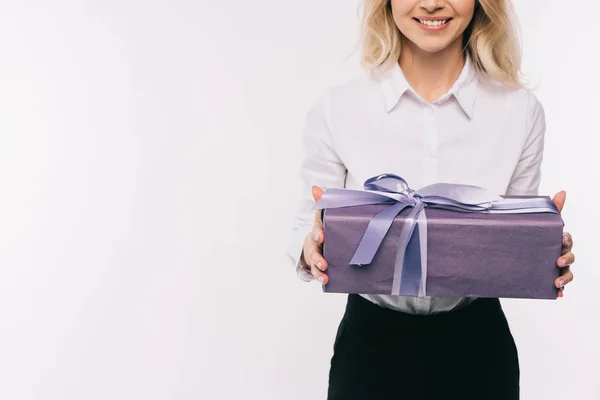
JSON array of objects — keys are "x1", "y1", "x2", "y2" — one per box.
[
  {"x1": 506, "y1": 92, "x2": 546, "y2": 196},
  {"x1": 285, "y1": 89, "x2": 347, "y2": 281},
  {"x1": 505, "y1": 93, "x2": 575, "y2": 296}
]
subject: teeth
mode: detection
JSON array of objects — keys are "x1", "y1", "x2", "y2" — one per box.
[{"x1": 419, "y1": 19, "x2": 447, "y2": 27}]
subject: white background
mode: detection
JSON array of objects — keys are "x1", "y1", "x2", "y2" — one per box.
[{"x1": 0, "y1": 0, "x2": 598, "y2": 399}]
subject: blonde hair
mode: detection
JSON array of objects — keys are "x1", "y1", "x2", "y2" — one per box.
[{"x1": 360, "y1": 0, "x2": 523, "y2": 87}]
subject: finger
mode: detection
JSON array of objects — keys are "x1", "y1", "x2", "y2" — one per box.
[
  {"x1": 555, "y1": 268, "x2": 574, "y2": 288},
  {"x1": 312, "y1": 185, "x2": 324, "y2": 202},
  {"x1": 552, "y1": 191, "x2": 566, "y2": 212},
  {"x1": 311, "y1": 223, "x2": 324, "y2": 246},
  {"x1": 558, "y1": 286, "x2": 564, "y2": 298},
  {"x1": 309, "y1": 247, "x2": 329, "y2": 273},
  {"x1": 309, "y1": 252, "x2": 329, "y2": 284},
  {"x1": 562, "y1": 232, "x2": 573, "y2": 251},
  {"x1": 557, "y1": 252, "x2": 575, "y2": 268},
  {"x1": 311, "y1": 264, "x2": 328, "y2": 284},
  {"x1": 312, "y1": 186, "x2": 325, "y2": 225},
  {"x1": 314, "y1": 209, "x2": 323, "y2": 228}
]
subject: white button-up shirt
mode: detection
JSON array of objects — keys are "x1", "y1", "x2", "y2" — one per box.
[{"x1": 286, "y1": 56, "x2": 546, "y2": 315}]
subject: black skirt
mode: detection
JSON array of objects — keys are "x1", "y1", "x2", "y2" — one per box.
[{"x1": 328, "y1": 294, "x2": 520, "y2": 400}]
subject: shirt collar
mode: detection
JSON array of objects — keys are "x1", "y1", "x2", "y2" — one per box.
[{"x1": 378, "y1": 54, "x2": 479, "y2": 118}]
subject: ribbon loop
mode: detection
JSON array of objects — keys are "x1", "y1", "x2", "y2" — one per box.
[{"x1": 364, "y1": 174, "x2": 410, "y2": 194}]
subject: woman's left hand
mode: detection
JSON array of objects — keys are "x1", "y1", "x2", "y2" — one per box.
[{"x1": 552, "y1": 191, "x2": 574, "y2": 298}]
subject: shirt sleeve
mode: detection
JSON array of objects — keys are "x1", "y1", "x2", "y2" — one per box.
[
  {"x1": 506, "y1": 92, "x2": 546, "y2": 196},
  {"x1": 285, "y1": 88, "x2": 348, "y2": 281}
]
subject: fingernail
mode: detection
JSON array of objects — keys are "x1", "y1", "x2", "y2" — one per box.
[
  {"x1": 316, "y1": 261, "x2": 323, "y2": 270},
  {"x1": 315, "y1": 233, "x2": 320, "y2": 242},
  {"x1": 563, "y1": 234, "x2": 568, "y2": 245},
  {"x1": 561, "y1": 258, "x2": 567, "y2": 266},
  {"x1": 560, "y1": 279, "x2": 565, "y2": 287},
  {"x1": 318, "y1": 276, "x2": 325, "y2": 284}
]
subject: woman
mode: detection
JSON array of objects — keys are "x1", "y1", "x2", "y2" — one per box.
[{"x1": 286, "y1": 0, "x2": 575, "y2": 399}]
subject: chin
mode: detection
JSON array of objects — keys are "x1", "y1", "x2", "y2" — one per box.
[{"x1": 413, "y1": 43, "x2": 450, "y2": 54}]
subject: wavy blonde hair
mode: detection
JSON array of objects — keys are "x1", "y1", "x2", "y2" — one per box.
[{"x1": 360, "y1": 0, "x2": 523, "y2": 87}]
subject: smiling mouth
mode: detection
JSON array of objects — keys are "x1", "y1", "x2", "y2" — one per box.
[{"x1": 414, "y1": 18, "x2": 452, "y2": 27}]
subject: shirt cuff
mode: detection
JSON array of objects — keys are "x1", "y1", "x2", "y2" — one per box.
[
  {"x1": 296, "y1": 262, "x2": 314, "y2": 282},
  {"x1": 287, "y1": 228, "x2": 315, "y2": 282}
]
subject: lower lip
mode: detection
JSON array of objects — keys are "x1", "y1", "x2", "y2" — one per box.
[{"x1": 414, "y1": 19, "x2": 451, "y2": 32}]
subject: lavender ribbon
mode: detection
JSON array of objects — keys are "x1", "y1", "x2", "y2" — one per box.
[{"x1": 313, "y1": 174, "x2": 559, "y2": 296}]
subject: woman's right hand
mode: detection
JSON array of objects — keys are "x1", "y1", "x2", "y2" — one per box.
[{"x1": 301, "y1": 185, "x2": 329, "y2": 284}]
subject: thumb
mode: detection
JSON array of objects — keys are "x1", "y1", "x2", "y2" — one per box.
[
  {"x1": 312, "y1": 185, "x2": 324, "y2": 202},
  {"x1": 552, "y1": 190, "x2": 567, "y2": 213}
]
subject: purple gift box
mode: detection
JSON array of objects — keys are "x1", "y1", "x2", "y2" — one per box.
[{"x1": 316, "y1": 174, "x2": 564, "y2": 299}]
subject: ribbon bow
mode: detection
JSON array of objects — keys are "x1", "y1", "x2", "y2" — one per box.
[{"x1": 313, "y1": 174, "x2": 559, "y2": 296}]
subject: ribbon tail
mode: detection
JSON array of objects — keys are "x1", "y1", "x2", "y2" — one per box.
[
  {"x1": 391, "y1": 203, "x2": 424, "y2": 296},
  {"x1": 349, "y1": 202, "x2": 410, "y2": 266},
  {"x1": 417, "y1": 210, "x2": 428, "y2": 297}
]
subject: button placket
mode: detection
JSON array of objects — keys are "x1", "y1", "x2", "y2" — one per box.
[{"x1": 423, "y1": 104, "x2": 439, "y2": 184}]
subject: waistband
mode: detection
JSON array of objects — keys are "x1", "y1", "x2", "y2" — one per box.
[{"x1": 344, "y1": 294, "x2": 503, "y2": 329}]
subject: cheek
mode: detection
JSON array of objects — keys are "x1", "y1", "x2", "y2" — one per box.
[
  {"x1": 449, "y1": 0, "x2": 476, "y2": 35},
  {"x1": 390, "y1": 0, "x2": 417, "y2": 31},
  {"x1": 451, "y1": 0, "x2": 476, "y2": 19},
  {"x1": 391, "y1": 0, "x2": 416, "y2": 20}
]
